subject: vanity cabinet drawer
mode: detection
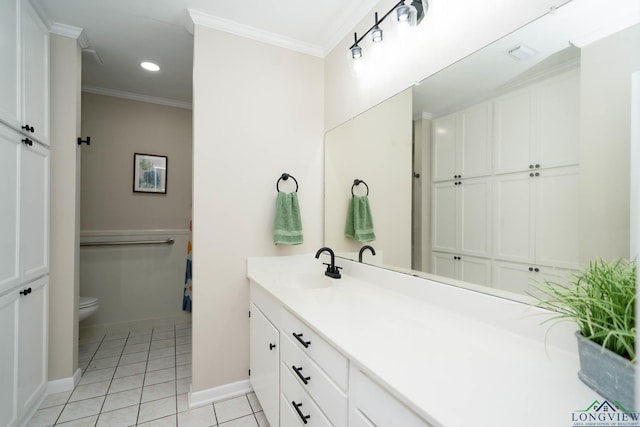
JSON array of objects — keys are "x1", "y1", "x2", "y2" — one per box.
[
  {"x1": 353, "y1": 370, "x2": 432, "y2": 427},
  {"x1": 282, "y1": 309, "x2": 349, "y2": 391},
  {"x1": 281, "y1": 365, "x2": 333, "y2": 427},
  {"x1": 281, "y1": 333, "x2": 348, "y2": 427}
]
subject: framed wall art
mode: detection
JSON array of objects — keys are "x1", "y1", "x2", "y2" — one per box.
[{"x1": 133, "y1": 153, "x2": 168, "y2": 194}]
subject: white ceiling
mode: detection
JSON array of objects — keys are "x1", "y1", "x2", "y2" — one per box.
[{"x1": 32, "y1": 0, "x2": 379, "y2": 105}]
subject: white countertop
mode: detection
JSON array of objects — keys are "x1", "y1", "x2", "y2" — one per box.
[{"x1": 247, "y1": 254, "x2": 601, "y2": 427}]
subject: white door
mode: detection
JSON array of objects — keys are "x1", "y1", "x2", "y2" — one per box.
[
  {"x1": 21, "y1": 0, "x2": 49, "y2": 146},
  {"x1": 493, "y1": 172, "x2": 535, "y2": 263},
  {"x1": 0, "y1": 290, "x2": 20, "y2": 427},
  {"x1": 0, "y1": 126, "x2": 21, "y2": 294},
  {"x1": 535, "y1": 70, "x2": 579, "y2": 169},
  {"x1": 492, "y1": 260, "x2": 536, "y2": 295},
  {"x1": 493, "y1": 87, "x2": 533, "y2": 174},
  {"x1": 458, "y1": 101, "x2": 492, "y2": 178},
  {"x1": 431, "y1": 252, "x2": 457, "y2": 280},
  {"x1": 20, "y1": 142, "x2": 49, "y2": 282},
  {"x1": 431, "y1": 182, "x2": 457, "y2": 253},
  {"x1": 459, "y1": 256, "x2": 492, "y2": 287},
  {"x1": 250, "y1": 303, "x2": 279, "y2": 427},
  {"x1": 535, "y1": 167, "x2": 580, "y2": 269},
  {"x1": 17, "y1": 277, "x2": 48, "y2": 417},
  {"x1": 459, "y1": 178, "x2": 491, "y2": 257},
  {"x1": 431, "y1": 114, "x2": 457, "y2": 182},
  {"x1": 0, "y1": 0, "x2": 21, "y2": 128}
]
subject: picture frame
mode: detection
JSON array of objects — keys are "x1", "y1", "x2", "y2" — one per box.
[{"x1": 133, "y1": 153, "x2": 168, "y2": 194}]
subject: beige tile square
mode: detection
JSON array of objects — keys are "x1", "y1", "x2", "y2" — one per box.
[
  {"x1": 39, "y1": 390, "x2": 71, "y2": 409},
  {"x1": 176, "y1": 344, "x2": 191, "y2": 356},
  {"x1": 102, "y1": 387, "x2": 142, "y2": 412},
  {"x1": 141, "y1": 380, "x2": 176, "y2": 403},
  {"x1": 246, "y1": 392, "x2": 261, "y2": 412},
  {"x1": 137, "y1": 414, "x2": 176, "y2": 426},
  {"x1": 86, "y1": 356, "x2": 120, "y2": 372},
  {"x1": 176, "y1": 364, "x2": 191, "y2": 380},
  {"x1": 57, "y1": 396, "x2": 105, "y2": 423},
  {"x1": 105, "y1": 332, "x2": 129, "y2": 340},
  {"x1": 119, "y1": 350, "x2": 148, "y2": 366},
  {"x1": 56, "y1": 415, "x2": 99, "y2": 426},
  {"x1": 144, "y1": 367, "x2": 175, "y2": 386},
  {"x1": 255, "y1": 411, "x2": 269, "y2": 427},
  {"x1": 175, "y1": 335, "x2": 192, "y2": 345},
  {"x1": 147, "y1": 355, "x2": 175, "y2": 372},
  {"x1": 26, "y1": 404, "x2": 64, "y2": 427},
  {"x1": 152, "y1": 330, "x2": 175, "y2": 340},
  {"x1": 109, "y1": 373, "x2": 145, "y2": 393},
  {"x1": 126, "y1": 334, "x2": 152, "y2": 345},
  {"x1": 177, "y1": 404, "x2": 216, "y2": 427},
  {"x1": 175, "y1": 328, "x2": 191, "y2": 337},
  {"x1": 130, "y1": 328, "x2": 153, "y2": 337},
  {"x1": 114, "y1": 361, "x2": 147, "y2": 378},
  {"x1": 79, "y1": 367, "x2": 115, "y2": 385},
  {"x1": 138, "y1": 396, "x2": 176, "y2": 423},
  {"x1": 219, "y1": 414, "x2": 258, "y2": 427},
  {"x1": 176, "y1": 353, "x2": 191, "y2": 366},
  {"x1": 150, "y1": 338, "x2": 175, "y2": 350},
  {"x1": 99, "y1": 338, "x2": 126, "y2": 350},
  {"x1": 79, "y1": 333, "x2": 104, "y2": 344},
  {"x1": 93, "y1": 347, "x2": 124, "y2": 360},
  {"x1": 214, "y1": 396, "x2": 252, "y2": 424},
  {"x1": 123, "y1": 342, "x2": 151, "y2": 355},
  {"x1": 149, "y1": 346, "x2": 174, "y2": 360},
  {"x1": 176, "y1": 377, "x2": 191, "y2": 395},
  {"x1": 96, "y1": 404, "x2": 139, "y2": 427},
  {"x1": 177, "y1": 393, "x2": 189, "y2": 413},
  {"x1": 69, "y1": 379, "x2": 111, "y2": 402}
]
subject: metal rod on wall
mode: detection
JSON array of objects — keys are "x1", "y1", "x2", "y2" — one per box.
[{"x1": 80, "y1": 238, "x2": 175, "y2": 247}]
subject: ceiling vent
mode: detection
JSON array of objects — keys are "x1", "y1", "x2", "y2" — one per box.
[{"x1": 506, "y1": 43, "x2": 537, "y2": 61}]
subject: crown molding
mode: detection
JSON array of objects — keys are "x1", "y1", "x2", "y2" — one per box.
[
  {"x1": 185, "y1": 8, "x2": 324, "y2": 58},
  {"x1": 321, "y1": 0, "x2": 380, "y2": 56},
  {"x1": 50, "y1": 23, "x2": 90, "y2": 48},
  {"x1": 82, "y1": 85, "x2": 192, "y2": 110}
]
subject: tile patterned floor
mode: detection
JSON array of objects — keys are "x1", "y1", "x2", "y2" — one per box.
[{"x1": 28, "y1": 323, "x2": 269, "y2": 427}]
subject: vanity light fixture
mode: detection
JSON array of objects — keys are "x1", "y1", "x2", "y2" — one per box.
[
  {"x1": 348, "y1": 0, "x2": 428, "y2": 59},
  {"x1": 140, "y1": 61, "x2": 160, "y2": 72}
]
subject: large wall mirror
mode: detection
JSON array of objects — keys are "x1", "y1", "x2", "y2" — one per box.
[{"x1": 325, "y1": 0, "x2": 640, "y2": 301}]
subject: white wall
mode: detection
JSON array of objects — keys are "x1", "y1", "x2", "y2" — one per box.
[
  {"x1": 48, "y1": 33, "x2": 81, "y2": 381},
  {"x1": 325, "y1": 89, "x2": 412, "y2": 268},
  {"x1": 579, "y1": 24, "x2": 640, "y2": 263},
  {"x1": 191, "y1": 26, "x2": 324, "y2": 392},
  {"x1": 324, "y1": 0, "x2": 568, "y2": 131}
]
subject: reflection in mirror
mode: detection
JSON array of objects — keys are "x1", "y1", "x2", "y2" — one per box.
[{"x1": 325, "y1": 1, "x2": 640, "y2": 301}]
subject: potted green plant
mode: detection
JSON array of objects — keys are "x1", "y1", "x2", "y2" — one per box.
[{"x1": 536, "y1": 258, "x2": 636, "y2": 410}]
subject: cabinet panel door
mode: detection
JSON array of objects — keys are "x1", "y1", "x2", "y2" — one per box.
[
  {"x1": 459, "y1": 256, "x2": 491, "y2": 287},
  {"x1": 249, "y1": 303, "x2": 279, "y2": 427},
  {"x1": 21, "y1": 1, "x2": 49, "y2": 146},
  {"x1": 431, "y1": 182, "x2": 457, "y2": 252},
  {"x1": 493, "y1": 173, "x2": 534, "y2": 263},
  {"x1": 17, "y1": 277, "x2": 48, "y2": 416},
  {"x1": 431, "y1": 114, "x2": 457, "y2": 182},
  {"x1": 535, "y1": 70, "x2": 579, "y2": 168},
  {"x1": 0, "y1": 290, "x2": 20, "y2": 427},
  {"x1": 0, "y1": 126, "x2": 21, "y2": 294},
  {"x1": 459, "y1": 101, "x2": 492, "y2": 178},
  {"x1": 20, "y1": 142, "x2": 49, "y2": 282},
  {"x1": 459, "y1": 179, "x2": 491, "y2": 257},
  {"x1": 0, "y1": 0, "x2": 21, "y2": 128},
  {"x1": 494, "y1": 88, "x2": 533, "y2": 174},
  {"x1": 535, "y1": 167, "x2": 580, "y2": 269},
  {"x1": 492, "y1": 260, "x2": 536, "y2": 295},
  {"x1": 431, "y1": 252, "x2": 457, "y2": 280}
]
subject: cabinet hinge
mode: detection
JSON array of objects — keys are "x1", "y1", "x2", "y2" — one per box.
[
  {"x1": 248, "y1": 369, "x2": 251, "y2": 376},
  {"x1": 248, "y1": 310, "x2": 251, "y2": 318}
]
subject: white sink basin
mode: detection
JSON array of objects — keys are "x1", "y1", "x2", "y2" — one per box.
[{"x1": 279, "y1": 272, "x2": 335, "y2": 289}]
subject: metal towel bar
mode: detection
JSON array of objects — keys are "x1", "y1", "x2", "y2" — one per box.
[{"x1": 80, "y1": 238, "x2": 174, "y2": 247}]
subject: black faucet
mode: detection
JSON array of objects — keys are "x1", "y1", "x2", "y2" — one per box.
[
  {"x1": 358, "y1": 245, "x2": 376, "y2": 263},
  {"x1": 315, "y1": 247, "x2": 341, "y2": 279}
]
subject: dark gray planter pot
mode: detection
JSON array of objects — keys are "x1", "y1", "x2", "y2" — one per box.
[{"x1": 576, "y1": 331, "x2": 635, "y2": 411}]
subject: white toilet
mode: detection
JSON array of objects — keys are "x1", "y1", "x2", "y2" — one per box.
[{"x1": 79, "y1": 296, "x2": 99, "y2": 321}]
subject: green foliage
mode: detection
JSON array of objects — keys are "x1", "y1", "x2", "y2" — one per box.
[{"x1": 537, "y1": 259, "x2": 636, "y2": 362}]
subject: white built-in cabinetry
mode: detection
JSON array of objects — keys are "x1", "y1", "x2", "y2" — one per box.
[
  {"x1": 0, "y1": 1, "x2": 50, "y2": 425},
  {"x1": 250, "y1": 281, "x2": 431, "y2": 427},
  {"x1": 431, "y1": 69, "x2": 580, "y2": 294}
]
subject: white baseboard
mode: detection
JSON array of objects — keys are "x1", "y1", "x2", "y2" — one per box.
[
  {"x1": 47, "y1": 368, "x2": 82, "y2": 394},
  {"x1": 188, "y1": 379, "x2": 252, "y2": 409}
]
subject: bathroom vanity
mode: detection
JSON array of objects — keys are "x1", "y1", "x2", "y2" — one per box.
[{"x1": 248, "y1": 254, "x2": 601, "y2": 427}]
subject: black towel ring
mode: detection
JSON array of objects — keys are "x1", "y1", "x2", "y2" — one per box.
[
  {"x1": 276, "y1": 173, "x2": 298, "y2": 192},
  {"x1": 351, "y1": 179, "x2": 369, "y2": 196}
]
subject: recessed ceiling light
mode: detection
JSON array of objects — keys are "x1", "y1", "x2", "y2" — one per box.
[{"x1": 140, "y1": 61, "x2": 160, "y2": 72}]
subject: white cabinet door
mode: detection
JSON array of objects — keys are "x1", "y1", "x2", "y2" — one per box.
[
  {"x1": 493, "y1": 172, "x2": 535, "y2": 264},
  {"x1": 0, "y1": 126, "x2": 21, "y2": 294},
  {"x1": 0, "y1": 290, "x2": 20, "y2": 427},
  {"x1": 17, "y1": 277, "x2": 48, "y2": 417},
  {"x1": 494, "y1": 87, "x2": 533, "y2": 174},
  {"x1": 459, "y1": 256, "x2": 492, "y2": 287},
  {"x1": 535, "y1": 167, "x2": 580, "y2": 269},
  {"x1": 0, "y1": 0, "x2": 21, "y2": 129},
  {"x1": 21, "y1": 0, "x2": 49, "y2": 146},
  {"x1": 535, "y1": 70, "x2": 579, "y2": 169},
  {"x1": 431, "y1": 252, "x2": 457, "y2": 280},
  {"x1": 20, "y1": 141, "x2": 49, "y2": 282},
  {"x1": 458, "y1": 101, "x2": 492, "y2": 178},
  {"x1": 459, "y1": 178, "x2": 491, "y2": 257},
  {"x1": 431, "y1": 182, "x2": 457, "y2": 253},
  {"x1": 431, "y1": 114, "x2": 457, "y2": 182},
  {"x1": 250, "y1": 303, "x2": 279, "y2": 427},
  {"x1": 492, "y1": 260, "x2": 536, "y2": 295}
]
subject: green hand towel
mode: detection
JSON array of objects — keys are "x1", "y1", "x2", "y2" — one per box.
[
  {"x1": 345, "y1": 195, "x2": 375, "y2": 242},
  {"x1": 273, "y1": 192, "x2": 303, "y2": 245}
]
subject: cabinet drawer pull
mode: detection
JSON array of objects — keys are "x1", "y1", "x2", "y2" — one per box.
[
  {"x1": 292, "y1": 401, "x2": 311, "y2": 424},
  {"x1": 22, "y1": 138, "x2": 33, "y2": 146},
  {"x1": 22, "y1": 124, "x2": 34, "y2": 133},
  {"x1": 292, "y1": 365, "x2": 310, "y2": 384},
  {"x1": 293, "y1": 332, "x2": 311, "y2": 348},
  {"x1": 20, "y1": 288, "x2": 32, "y2": 296},
  {"x1": 269, "y1": 343, "x2": 276, "y2": 350}
]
